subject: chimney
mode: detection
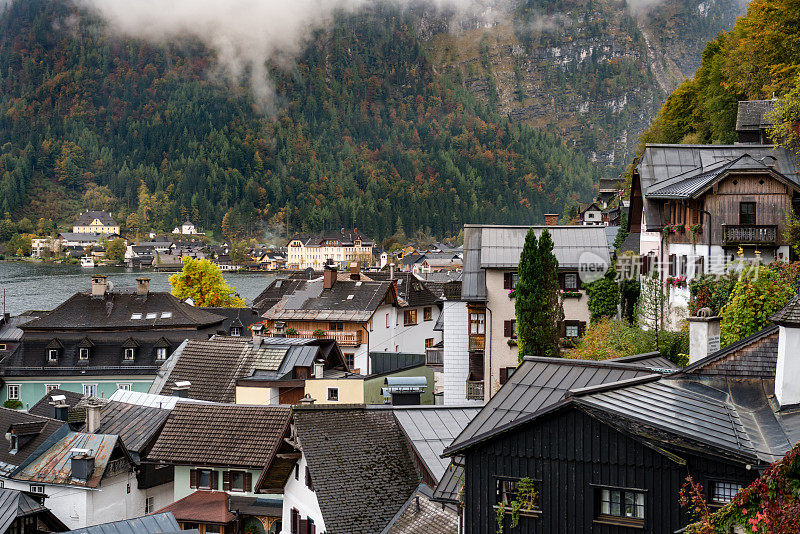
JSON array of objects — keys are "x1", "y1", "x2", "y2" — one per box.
[
  {"x1": 389, "y1": 263, "x2": 395, "y2": 280},
  {"x1": 544, "y1": 213, "x2": 559, "y2": 226},
  {"x1": 298, "y1": 394, "x2": 316, "y2": 406},
  {"x1": 136, "y1": 277, "x2": 150, "y2": 296},
  {"x1": 349, "y1": 262, "x2": 360, "y2": 280},
  {"x1": 313, "y1": 358, "x2": 325, "y2": 378},
  {"x1": 770, "y1": 296, "x2": 800, "y2": 407},
  {"x1": 172, "y1": 381, "x2": 191, "y2": 398},
  {"x1": 252, "y1": 323, "x2": 265, "y2": 347},
  {"x1": 323, "y1": 266, "x2": 337, "y2": 290},
  {"x1": 49, "y1": 394, "x2": 68, "y2": 422},
  {"x1": 70, "y1": 449, "x2": 95, "y2": 481},
  {"x1": 90, "y1": 275, "x2": 108, "y2": 297},
  {"x1": 85, "y1": 401, "x2": 102, "y2": 434},
  {"x1": 687, "y1": 308, "x2": 721, "y2": 364}
]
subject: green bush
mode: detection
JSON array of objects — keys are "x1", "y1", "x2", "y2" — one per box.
[
  {"x1": 568, "y1": 318, "x2": 688, "y2": 366},
  {"x1": 720, "y1": 268, "x2": 793, "y2": 346},
  {"x1": 3, "y1": 399, "x2": 22, "y2": 410}
]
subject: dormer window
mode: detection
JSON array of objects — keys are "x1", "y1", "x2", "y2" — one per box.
[
  {"x1": 155, "y1": 347, "x2": 168, "y2": 360},
  {"x1": 79, "y1": 348, "x2": 90, "y2": 360},
  {"x1": 230, "y1": 327, "x2": 241, "y2": 337},
  {"x1": 9, "y1": 435, "x2": 18, "y2": 454},
  {"x1": 48, "y1": 349, "x2": 59, "y2": 362},
  {"x1": 124, "y1": 348, "x2": 135, "y2": 360}
]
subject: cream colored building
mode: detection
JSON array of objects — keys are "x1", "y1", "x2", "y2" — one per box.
[
  {"x1": 286, "y1": 230, "x2": 374, "y2": 269},
  {"x1": 73, "y1": 211, "x2": 120, "y2": 235}
]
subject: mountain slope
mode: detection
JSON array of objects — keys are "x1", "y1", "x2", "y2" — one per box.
[{"x1": 0, "y1": 0, "x2": 600, "y2": 240}]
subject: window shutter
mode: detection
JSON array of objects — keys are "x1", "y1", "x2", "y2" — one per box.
[
  {"x1": 291, "y1": 509, "x2": 299, "y2": 534},
  {"x1": 305, "y1": 467, "x2": 313, "y2": 490},
  {"x1": 680, "y1": 255, "x2": 688, "y2": 277},
  {"x1": 222, "y1": 471, "x2": 231, "y2": 492},
  {"x1": 557, "y1": 272, "x2": 566, "y2": 290},
  {"x1": 578, "y1": 322, "x2": 586, "y2": 337},
  {"x1": 559, "y1": 321, "x2": 566, "y2": 338},
  {"x1": 299, "y1": 519, "x2": 307, "y2": 534},
  {"x1": 211, "y1": 470, "x2": 219, "y2": 490},
  {"x1": 503, "y1": 320, "x2": 512, "y2": 338},
  {"x1": 503, "y1": 272, "x2": 512, "y2": 289},
  {"x1": 189, "y1": 469, "x2": 198, "y2": 489},
  {"x1": 499, "y1": 368, "x2": 508, "y2": 385},
  {"x1": 309, "y1": 520, "x2": 316, "y2": 534},
  {"x1": 668, "y1": 255, "x2": 676, "y2": 276},
  {"x1": 696, "y1": 256, "x2": 704, "y2": 276},
  {"x1": 244, "y1": 472, "x2": 252, "y2": 493}
]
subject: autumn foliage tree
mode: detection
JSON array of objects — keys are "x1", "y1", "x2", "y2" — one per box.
[
  {"x1": 169, "y1": 257, "x2": 244, "y2": 308},
  {"x1": 720, "y1": 267, "x2": 793, "y2": 346}
]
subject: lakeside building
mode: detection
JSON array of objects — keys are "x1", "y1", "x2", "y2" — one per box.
[
  {"x1": 286, "y1": 229, "x2": 374, "y2": 270},
  {"x1": 72, "y1": 211, "x2": 120, "y2": 235}
]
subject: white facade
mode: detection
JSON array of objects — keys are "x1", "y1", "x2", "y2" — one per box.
[
  {"x1": 73, "y1": 220, "x2": 119, "y2": 236},
  {"x1": 286, "y1": 239, "x2": 373, "y2": 269},
  {"x1": 441, "y1": 300, "x2": 475, "y2": 405},
  {"x1": 279, "y1": 452, "x2": 326, "y2": 534},
  {"x1": 172, "y1": 222, "x2": 198, "y2": 235},
  {"x1": 366, "y1": 303, "x2": 442, "y2": 372}
]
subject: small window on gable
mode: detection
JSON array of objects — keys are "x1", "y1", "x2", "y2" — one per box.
[
  {"x1": 230, "y1": 326, "x2": 241, "y2": 337},
  {"x1": 131, "y1": 313, "x2": 142, "y2": 320},
  {"x1": 327, "y1": 388, "x2": 339, "y2": 402},
  {"x1": 47, "y1": 349, "x2": 59, "y2": 362},
  {"x1": 155, "y1": 347, "x2": 168, "y2": 360},
  {"x1": 423, "y1": 307, "x2": 432, "y2": 321},
  {"x1": 124, "y1": 348, "x2": 135, "y2": 360},
  {"x1": 79, "y1": 348, "x2": 89, "y2": 360},
  {"x1": 161, "y1": 312, "x2": 173, "y2": 319}
]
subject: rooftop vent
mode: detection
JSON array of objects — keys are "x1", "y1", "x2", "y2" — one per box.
[
  {"x1": 172, "y1": 381, "x2": 191, "y2": 398},
  {"x1": 70, "y1": 449, "x2": 95, "y2": 481}
]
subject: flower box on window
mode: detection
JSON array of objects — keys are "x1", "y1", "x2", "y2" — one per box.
[
  {"x1": 665, "y1": 276, "x2": 687, "y2": 288},
  {"x1": 561, "y1": 291, "x2": 582, "y2": 299},
  {"x1": 508, "y1": 289, "x2": 516, "y2": 299}
]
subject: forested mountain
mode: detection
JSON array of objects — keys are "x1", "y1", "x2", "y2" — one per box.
[
  {"x1": 641, "y1": 0, "x2": 799, "y2": 145},
  {"x1": 0, "y1": 0, "x2": 601, "y2": 240}
]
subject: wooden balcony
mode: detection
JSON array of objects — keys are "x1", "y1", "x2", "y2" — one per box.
[
  {"x1": 469, "y1": 334, "x2": 485, "y2": 351},
  {"x1": 722, "y1": 224, "x2": 778, "y2": 246},
  {"x1": 466, "y1": 380, "x2": 484, "y2": 400},
  {"x1": 285, "y1": 330, "x2": 362, "y2": 346},
  {"x1": 105, "y1": 457, "x2": 130, "y2": 478}
]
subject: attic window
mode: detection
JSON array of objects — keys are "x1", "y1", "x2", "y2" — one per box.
[
  {"x1": 79, "y1": 348, "x2": 90, "y2": 360},
  {"x1": 131, "y1": 313, "x2": 143, "y2": 320},
  {"x1": 146, "y1": 312, "x2": 157, "y2": 320},
  {"x1": 347, "y1": 295, "x2": 354, "y2": 300},
  {"x1": 48, "y1": 349, "x2": 59, "y2": 362},
  {"x1": 161, "y1": 312, "x2": 173, "y2": 319},
  {"x1": 124, "y1": 348, "x2": 135, "y2": 360},
  {"x1": 355, "y1": 281, "x2": 362, "y2": 286}
]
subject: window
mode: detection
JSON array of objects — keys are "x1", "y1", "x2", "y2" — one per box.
[
  {"x1": 564, "y1": 272, "x2": 578, "y2": 290},
  {"x1": 294, "y1": 465, "x2": 300, "y2": 480},
  {"x1": 425, "y1": 338, "x2": 435, "y2": 348},
  {"x1": 79, "y1": 348, "x2": 89, "y2": 360},
  {"x1": 504, "y1": 320, "x2": 517, "y2": 339},
  {"x1": 329, "y1": 322, "x2": 344, "y2": 331},
  {"x1": 117, "y1": 383, "x2": 132, "y2": 391},
  {"x1": 0, "y1": 343, "x2": 5, "y2": 351},
  {"x1": 160, "y1": 312, "x2": 173, "y2": 319},
  {"x1": 710, "y1": 481, "x2": 742, "y2": 504},
  {"x1": 47, "y1": 349, "x2": 58, "y2": 362},
  {"x1": 327, "y1": 388, "x2": 339, "y2": 401},
  {"x1": 7, "y1": 385, "x2": 20, "y2": 401},
  {"x1": 344, "y1": 353, "x2": 355, "y2": 370},
  {"x1": 230, "y1": 470, "x2": 246, "y2": 492},
  {"x1": 499, "y1": 367, "x2": 516, "y2": 385},
  {"x1": 83, "y1": 384, "x2": 97, "y2": 397},
  {"x1": 205, "y1": 526, "x2": 222, "y2": 534},
  {"x1": 130, "y1": 313, "x2": 142, "y2": 320},
  {"x1": 305, "y1": 467, "x2": 314, "y2": 491},
  {"x1": 145, "y1": 313, "x2": 157, "y2": 320},
  {"x1": 597, "y1": 487, "x2": 645, "y2": 524},
  {"x1": 144, "y1": 496, "x2": 154, "y2": 514},
  {"x1": 495, "y1": 477, "x2": 539, "y2": 513},
  {"x1": 197, "y1": 469, "x2": 213, "y2": 490},
  {"x1": 156, "y1": 347, "x2": 168, "y2": 360},
  {"x1": 124, "y1": 348, "x2": 135, "y2": 360},
  {"x1": 291, "y1": 508, "x2": 300, "y2": 534},
  {"x1": 423, "y1": 307, "x2": 432, "y2": 321},
  {"x1": 29, "y1": 485, "x2": 44, "y2": 494},
  {"x1": 45, "y1": 384, "x2": 60, "y2": 393},
  {"x1": 565, "y1": 324, "x2": 579, "y2": 338},
  {"x1": 404, "y1": 309, "x2": 418, "y2": 326},
  {"x1": 385, "y1": 313, "x2": 390, "y2": 328},
  {"x1": 230, "y1": 326, "x2": 241, "y2": 337},
  {"x1": 740, "y1": 202, "x2": 756, "y2": 225},
  {"x1": 469, "y1": 312, "x2": 485, "y2": 335},
  {"x1": 503, "y1": 272, "x2": 520, "y2": 290}
]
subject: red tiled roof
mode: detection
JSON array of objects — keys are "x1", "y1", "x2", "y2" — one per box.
[{"x1": 155, "y1": 490, "x2": 234, "y2": 524}]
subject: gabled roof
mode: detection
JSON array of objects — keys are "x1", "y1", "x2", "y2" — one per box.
[
  {"x1": 95, "y1": 401, "x2": 171, "y2": 455},
  {"x1": 367, "y1": 272, "x2": 440, "y2": 307},
  {"x1": 445, "y1": 356, "x2": 670, "y2": 455},
  {"x1": 679, "y1": 324, "x2": 779, "y2": 379},
  {"x1": 393, "y1": 406, "x2": 480, "y2": 481},
  {"x1": 0, "y1": 488, "x2": 66, "y2": 533},
  {"x1": 147, "y1": 403, "x2": 291, "y2": 468},
  {"x1": 609, "y1": 351, "x2": 679, "y2": 371},
  {"x1": 28, "y1": 389, "x2": 84, "y2": 419},
  {"x1": 106, "y1": 389, "x2": 210, "y2": 410},
  {"x1": 0, "y1": 409, "x2": 64, "y2": 475},
  {"x1": 263, "y1": 279, "x2": 395, "y2": 323},
  {"x1": 64, "y1": 512, "x2": 186, "y2": 534},
  {"x1": 252, "y1": 278, "x2": 306, "y2": 312},
  {"x1": 769, "y1": 294, "x2": 800, "y2": 327},
  {"x1": 293, "y1": 406, "x2": 419, "y2": 534},
  {"x1": 74, "y1": 211, "x2": 117, "y2": 226},
  {"x1": 156, "y1": 491, "x2": 235, "y2": 525},
  {"x1": 22, "y1": 290, "x2": 225, "y2": 331},
  {"x1": 736, "y1": 99, "x2": 777, "y2": 131},
  {"x1": 461, "y1": 225, "x2": 612, "y2": 301},
  {"x1": 381, "y1": 484, "x2": 458, "y2": 534}
]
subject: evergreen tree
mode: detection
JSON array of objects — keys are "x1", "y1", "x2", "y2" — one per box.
[{"x1": 516, "y1": 228, "x2": 563, "y2": 360}]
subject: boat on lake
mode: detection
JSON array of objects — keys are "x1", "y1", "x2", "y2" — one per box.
[{"x1": 80, "y1": 256, "x2": 95, "y2": 268}]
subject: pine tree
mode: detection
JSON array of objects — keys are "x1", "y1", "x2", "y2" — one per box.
[{"x1": 516, "y1": 228, "x2": 563, "y2": 360}]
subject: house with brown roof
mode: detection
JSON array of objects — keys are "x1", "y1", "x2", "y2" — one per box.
[{"x1": 1, "y1": 276, "x2": 225, "y2": 408}]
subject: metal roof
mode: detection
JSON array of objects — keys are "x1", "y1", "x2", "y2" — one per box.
[
  {"x1": 64, "y1": 512, "x2": 190, "y2": 534},
  {"x1": 95, "y1": 401, "x2": 171, "y2": 455},
  {"x1": 107, "y1": 390, "x2": 210, "y2": 410},
  {"x1": 431, "y1": 459, "x2": 463, "y2": 504},
  {"x1": 0, "y1": 488, "x2": 51, "y2": 533},
  {"x1": 393, "y1": 406, "x2": 480, "y2": 481}
]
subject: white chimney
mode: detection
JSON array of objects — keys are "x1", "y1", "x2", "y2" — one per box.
[
  {"x1": 85, "y1": 401, "x2": 103, "y2": 434},
  {"x1": 252, "y1": 323, "x2": 265, "y2": 347},
  {"x1": 687, "y1": 308, "x2": 721, "y2": 364},
  {"x1": 314, "y1": 358, "x2": 325, "y2": 378},
  {"x1": 770, "y1": 296, "x2": 800, "y2": 407}
]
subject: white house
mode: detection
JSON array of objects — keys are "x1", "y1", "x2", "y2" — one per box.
[
  {"x1": 286, "y1": 229, "x2": 374, "y2": 269},
  {"x1": 73, "y1": 211, "x2": 120, "y2": 235},
  {"x1": 172, "y1": 221, "x2": 198, "y2": 235}
]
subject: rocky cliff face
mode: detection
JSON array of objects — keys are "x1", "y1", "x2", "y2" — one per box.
[{"x1": 421, "y1": 0, "x2": 748, "y2": 169}]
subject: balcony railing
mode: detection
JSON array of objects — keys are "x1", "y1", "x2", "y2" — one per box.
[
  {"x1": 105, "y1": 457, "x2": 129, "y2": 478},
  {"x1": 469, "y1": 335, "x2": 485, "y2": 351},
  {"x1": 285, "y1": 330, "x2": 362, "y2": 346},
  {"x1": 425, "y1": 347, "x2": 444, "y2": 367},
  {"x1": 466, "y1": 380, "x2": 484, "y2": 400},
  {"x1": 723, "y1": 224, "x2": 778, "y2": 246}
]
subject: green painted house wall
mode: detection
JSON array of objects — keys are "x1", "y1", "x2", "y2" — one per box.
[
  {"x1": 363, "y1": 364, "x2": 435, "y2": 405},
  {"x1": 2, "y1": 377, "x2": 154, "y2": 410},
  {"x1": 173, "y1": 465, "x2": 281, "y2": 502}
]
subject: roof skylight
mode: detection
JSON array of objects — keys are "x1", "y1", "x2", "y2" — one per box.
[
  {"x1": 161, "y1": 312, "x2": 173, "y2": 319},
  {"x1": 146, "y1": 312, "x2": 157, "y2": 320},
  {"x1": 131, "y1": 313, "x2": 142, "y2": 320}
]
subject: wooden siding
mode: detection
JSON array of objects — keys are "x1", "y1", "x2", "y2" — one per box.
[
  {"x1": 463, "y1": 407, "x2": 754, "y2": 534},
  {"x1": 661, "y1": 173, "x2": 792, "y2": 246}
]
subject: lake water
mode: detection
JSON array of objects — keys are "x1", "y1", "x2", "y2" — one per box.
[{"x1": 0, "y1": 262, "x2": 277, "y2": 315}]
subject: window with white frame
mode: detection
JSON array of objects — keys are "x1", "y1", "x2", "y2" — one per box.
[
  {"x1": 144, "y1": 496, "x2": 155, "y2": 514},
  {"x1": 79, "y1": 348, "x2": 89, "y2": 360},
  {"x1": 45, "y1": 384, "x2": 60, "y2": 393},
  {"x1": 155, "y1": 347, "x2": 168, "y2": 360},
  {"x1": 124, "y1": 348, "x2": 135, "y2": 360},
  {"x1": 327, "y1": 388, "x2": 339, "y2": 401},
  {"x1": 83, "y1": 384, "x2": 97, "y2": 397},
  {"x1": 29, "y1": 485, "x2": 44, "y2": 494},
  {"x1": 230, "y1": 327, "x2": 241, "y2": 337},
  {"x1": 117, "y1": 383, "x2": 132, "y2": 391},
  {"x1": 47, "y1": 349, "x2": 58, "y2": 362},
  {"x1": 710, "y1": 481, "x2": 742, "y2": 504},
  {"x1": 7, "y1": 384, "x2": 20, "y2": 401}
]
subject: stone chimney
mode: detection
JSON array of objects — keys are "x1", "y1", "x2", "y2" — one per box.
[
  {"x1": 91, "y1": 275, "x2": 108, "y2": 297},
  {"x1": 252, "y1": 323, "x2": 265, "y2": 347},
  {"x1": 136, "y1": 277, "x2": 150, "y2": 296},
  {"x1": 687, "y1": 308, "x2": 721, "y2": 364},
  {"x1": 172, "y1": 381, "x2": 191, "y2": 398},
  {"x1": 85, "y1": 401, "x2": 103, "y2": 434},
  {"x1": 770, "y1": 295, "x2": 800, "y2": 407},
  {"x1": 298, "y1": 394, "x2": 316, "y2": 405},
  {"x1": 544, "y1": 213, "x2": 559, "y2": 226},
  {"x1": 323, "y1": 266, "x2": 337, "y2": 290},
  {"x1": 349, "y1": 262, "x2": 360, "y2": 280}
]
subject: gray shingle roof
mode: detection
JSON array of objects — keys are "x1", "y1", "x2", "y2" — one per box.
[
  {"x1": 680, "y1": 324, "x2": 779, "y2": 378},
  {"x1": 263, "y1": 279, "x2": 394, "y2": 322},
  {"x1": 74, "y1": 211, "x2": 117, "y2": 226},
  {"x1": 736, "y1": 99, "x2": 777, "y2": 131},
  {"x1": 769, "y1": 294, "x2": 800, "y2": 327},
  {"x1": 382, "y1": 484, "x2": 458, "y2": 534},
  {"x1": 293, "y1": 406, "x2": 419, "y2": 534},
  {"x1": 95, "y1": 401, "x2": 171, "y2": 455},
  {"x1": 393, "y1": 406, "x2": 480, "y2": 480}
]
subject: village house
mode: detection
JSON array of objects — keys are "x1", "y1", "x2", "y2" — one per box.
[
  {"x1": 258, "y1": 266, "x2": 442, "y2": 374},
  {"x1": 172, "y1": 221, "x2": 199, "y2": 235},
  {"x1": 0, "y1": 276, "x2": 225, "y2": 407},
  {"x1": 628, "y1": 99, "x2": 800, "y2": 321},
  {"x1": 442, "y1": 295, "x2": 800, "y2": 533},
  {"x1": 286, "y1": 229, "x2": 374, "y2": 270},
  {"x1": 578, "y1": 203, "x2": 603, "y2": 225},
  {"x1": 0, "y1": 488, "x2": 66, "y2": 533},
  {"x1": 73, "y1": 211, "x2": 120, "y2": 235},
  {"x1": 0, "y1": 406, "x2": 66, "y2": 484},
  {"x1": 452, "y1": 224, "x2": 612, "y2": 402},
  {"x1": 146, "y1": 403, "x2": 291, "y2": 534}
]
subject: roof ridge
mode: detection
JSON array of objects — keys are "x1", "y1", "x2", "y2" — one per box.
[
  {"x1": 523, "y1": 355, "x2": 672, "y2": 373},
  {"x1": 568, "y1": 373, "x2": 663, "y2": 397}
]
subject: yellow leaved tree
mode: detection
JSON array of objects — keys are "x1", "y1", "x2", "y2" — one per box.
[{"x1": 169, "y1": 257, "x2": 244, "y2": 308}]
